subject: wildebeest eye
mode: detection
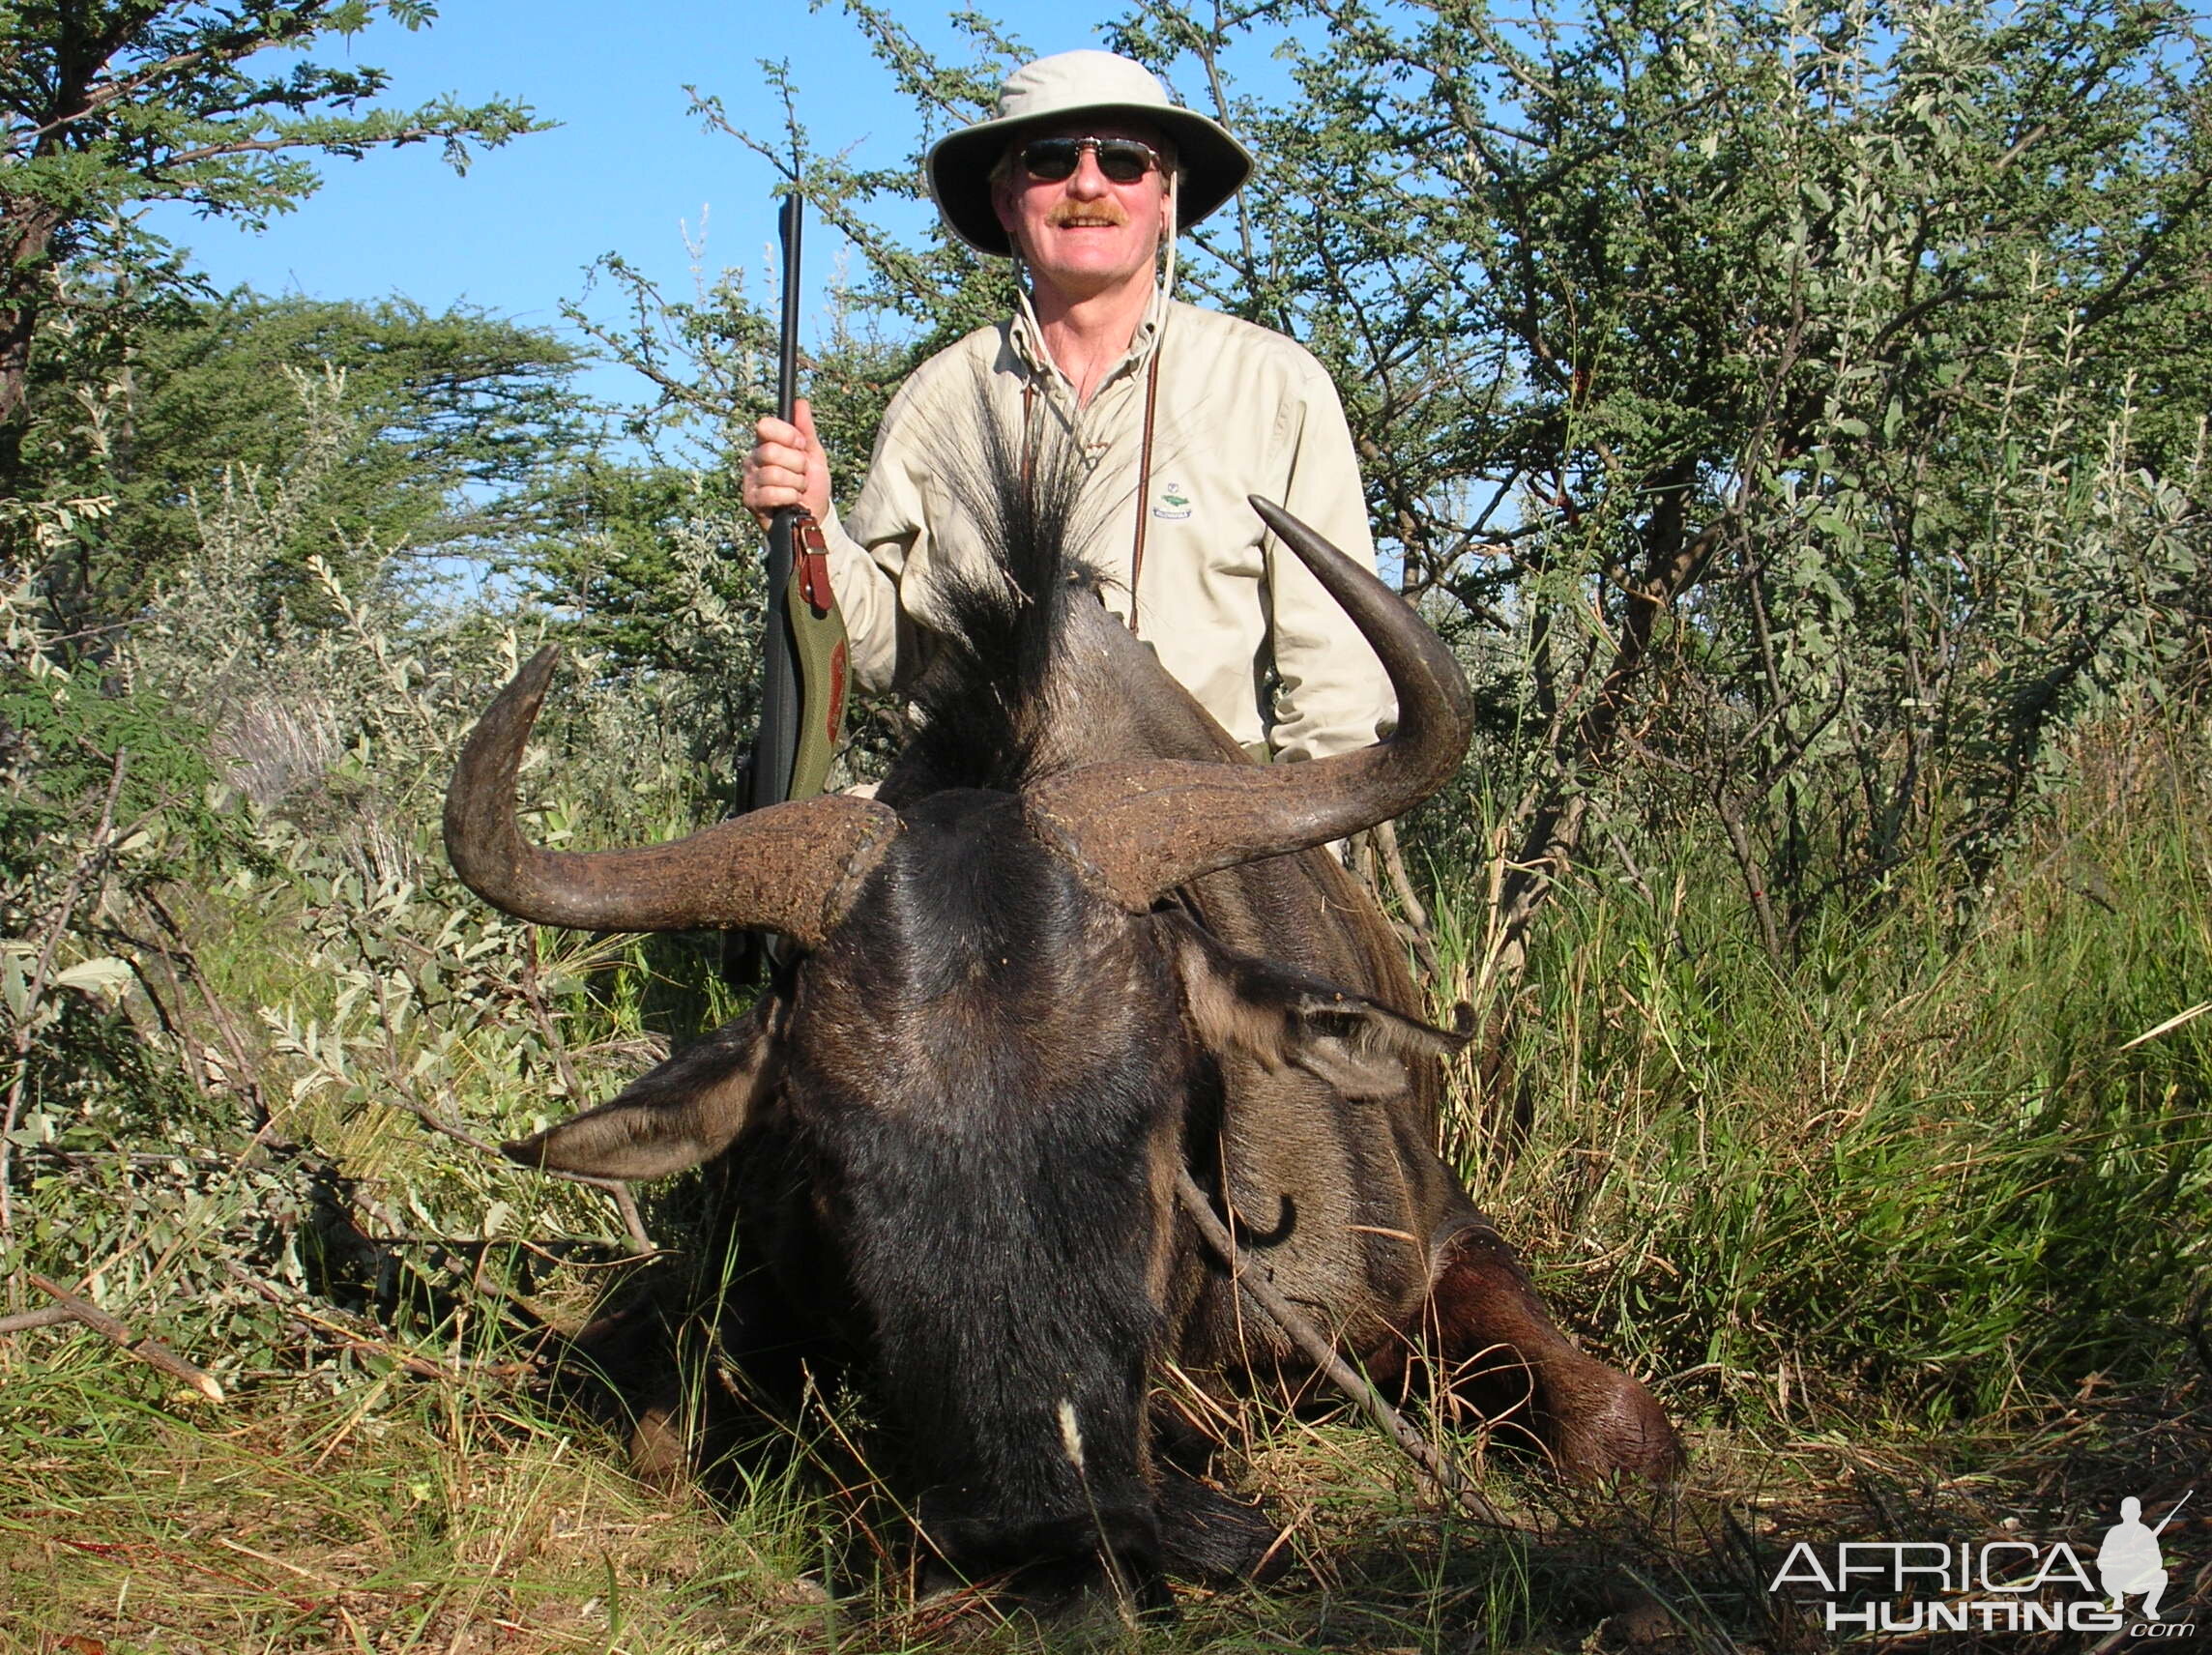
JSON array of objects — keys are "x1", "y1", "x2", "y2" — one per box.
[{"x1": 1166, "y1": 913, "x2": 1468, "y2": 1102}]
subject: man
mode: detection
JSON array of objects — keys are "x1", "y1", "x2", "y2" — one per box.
[{"x1": 742, "y1": 50, "x2": 1394, "y2": 766}]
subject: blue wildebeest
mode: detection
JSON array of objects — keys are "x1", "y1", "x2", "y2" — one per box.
[{"x1": 444, "y1": 452, "x2": 1676, "y2": 1613}]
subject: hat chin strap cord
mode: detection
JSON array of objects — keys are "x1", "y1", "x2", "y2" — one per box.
[{"x1": 1161, "y1": 168, "x2": 1179, "y2": 302}]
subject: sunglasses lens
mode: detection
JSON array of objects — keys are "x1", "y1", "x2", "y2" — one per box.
[
  {"x1": 1021, "y1": 138, "x2": 1081, "y2": 181},
  {"x1": 1094, "y1": 141, "x2": 1154, "y2": 183}
]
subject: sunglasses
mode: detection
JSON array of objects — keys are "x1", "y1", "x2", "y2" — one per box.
[{"x1": 1017, "y1": 134, "x2": 1166, "y2": 186}]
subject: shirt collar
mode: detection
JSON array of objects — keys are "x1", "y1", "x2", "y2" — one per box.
[{"x1": 1009, "y1": 283, "x2": 1170, "y2": 396}]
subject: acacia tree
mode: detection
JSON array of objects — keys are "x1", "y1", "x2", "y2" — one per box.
[
  {"x1": 0, "y1": 0, "x2": 541, "y2": 503},
  {"x1": 1193, "y1": 0, "x2": 2211, "y2": 980},
  {"x1": 116, "y1": 294, "x2": 590, "y2": 611}
]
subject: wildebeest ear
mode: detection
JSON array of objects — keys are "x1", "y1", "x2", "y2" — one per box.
[
  {"x1": 503, "y1": 1002, "x2": 780, "y2": 1180},
  {"x1": 1167, "y1": 917, "x2": 1469, "y2": 1101}
]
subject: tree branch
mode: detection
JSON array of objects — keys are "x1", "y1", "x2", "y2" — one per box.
[
  {"x1": 1175, "y1": 1169, "x2": 1532, "y2": 1533},
  {"x1": 24, "y1": 1271, "x2": 224, "y2": 1403}
]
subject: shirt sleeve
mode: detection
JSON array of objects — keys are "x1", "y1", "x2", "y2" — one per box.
[
  {"x1": 817, "y1": 503, "x2": 903, "y2": 692},
  {"x1": 1262, "y1": 360, "x2": 1399, "y2": 765},
  {"x1": 817, "y1": 380, "x2": 929, "y2": 694}
]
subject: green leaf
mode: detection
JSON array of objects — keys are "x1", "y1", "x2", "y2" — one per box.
[{"x1": 51, "y1": 957, "x2": 135, "y2": 1001}]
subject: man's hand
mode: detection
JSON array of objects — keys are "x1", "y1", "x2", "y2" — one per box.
[{"x1": 742, "y1": 397, "x2": 833, "y2": 531}]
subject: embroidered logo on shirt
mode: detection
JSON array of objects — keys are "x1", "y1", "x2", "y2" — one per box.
[{"x1": 1152, "y1": 479, "x2": 1193, "y2": 521}]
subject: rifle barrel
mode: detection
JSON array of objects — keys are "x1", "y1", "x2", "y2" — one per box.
[
  {"x1": 750, "y1": 191, "x2": 805, "y2": 820},
  {"x1": 2151, "y1": 1490, "x2": 2192, "y2": 1536},
  {"x1": 776, "y1": 193, "x2": 803, "y2": 424}
]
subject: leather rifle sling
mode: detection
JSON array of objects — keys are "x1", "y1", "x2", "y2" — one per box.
[
  {"x1": 782, "y1": 508, "x2": 849, "y2": 801},
  {"x1": 1126, "y1": 342, "x2": 1162, "y2": 638}
]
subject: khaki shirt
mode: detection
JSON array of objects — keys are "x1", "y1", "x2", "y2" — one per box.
[{"x1": 820, "y1": 290, "x2": 1396, "y2": 764}]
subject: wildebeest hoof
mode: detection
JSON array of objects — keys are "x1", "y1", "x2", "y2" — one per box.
[
  {"x1": 1542, "y1": 1355, "x2": 1683, "y2": 1484},
  {"x1": 1155, "y1": 1466, "x2": 1292, "y2": 1584},
  {"x1": 626, "y1": 1402, "x2": 690, "y2": 1491},
  {"x1": 917, "y1": 1553, "x2": 1174, "y2": 1645}
]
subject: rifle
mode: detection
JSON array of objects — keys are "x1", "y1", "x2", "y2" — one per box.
[
  {"x1": 2151, "y1": 1491, "x2": 2193, "y2": 1537},
  {"x1": 735, "y1": 189, "x2": 850, "y2": 978}
]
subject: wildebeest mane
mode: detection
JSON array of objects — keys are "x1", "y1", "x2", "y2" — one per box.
[{"x1": 898, "y1": 411, "x2": 1111, "y2": 794}]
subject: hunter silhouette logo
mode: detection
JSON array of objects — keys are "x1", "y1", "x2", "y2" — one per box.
[
  {"x1": 1766, "y1": 1491, "x2": 2197, "y2": 1636},
  {"x1": 2102, "y1": 1494, "x2": 2190, "y2": 1622}
]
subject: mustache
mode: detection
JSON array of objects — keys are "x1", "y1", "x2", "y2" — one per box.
[{"x1": 1046, "y1": 200, "x2": 1128, "y2": 227}]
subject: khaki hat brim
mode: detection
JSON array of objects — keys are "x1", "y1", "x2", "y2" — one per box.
[{"x1": 927, "y1": 102, "x2": 1253, "y2": 258}]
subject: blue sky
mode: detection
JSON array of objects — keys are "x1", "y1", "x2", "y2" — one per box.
[{"x1": 142, "y1": 2, "x2": 1125, "y2": 396}]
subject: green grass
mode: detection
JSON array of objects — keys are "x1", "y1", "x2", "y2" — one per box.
[
  {"x1": 0, "y1": 1354, "x2": 828, "y2": 1654},
  {"x1": 1434, "y1": 724, "x2": 2212, "y2": 1438},
  {"x1": 6, "y1": 1338, "x2": 2199, "y2": 1651}
]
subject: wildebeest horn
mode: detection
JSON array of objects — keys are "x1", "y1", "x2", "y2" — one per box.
[
  {"x1": 1025, "y1": 498, "x2": 1471, "y2": 910},
  {"x1": 445, "y1": 647, "x2": 901, "y2": 945}
]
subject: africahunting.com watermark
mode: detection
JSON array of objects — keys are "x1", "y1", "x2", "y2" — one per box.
[{"x1": 1768, "y1": 1493, "x2": 2197, "y2": 1636}]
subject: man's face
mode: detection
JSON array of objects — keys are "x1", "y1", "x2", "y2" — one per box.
[{"x1": 990, "y1": 118, "x2": 1173, "y2": 305}]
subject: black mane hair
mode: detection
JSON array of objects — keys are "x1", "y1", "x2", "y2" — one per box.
[{"x1": 894, "y1": 408, "x2": 1112, "y2": 794}]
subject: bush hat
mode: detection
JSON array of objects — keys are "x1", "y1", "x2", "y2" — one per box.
[{"x1": 927, "y1": 50, "x2": 1254, "y2": 258}]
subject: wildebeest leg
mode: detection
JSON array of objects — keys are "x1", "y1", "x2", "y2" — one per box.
[
  {"x1": 1151, "y1": 1455, "x2": 1291, "y2": 1585},
  {"x1": 552, "y1": 1258, "x2": 833, "y2": 1493},
  {"x1": 553, "y1": 1288, "x2": 691, "y2": 1489},
  {"x1": 689, "y1": 1257, "x2": 859, "y2": 1498},
  {"x1": 1425, "y1": 1220, "x2": 1681, "y2": 1481}
]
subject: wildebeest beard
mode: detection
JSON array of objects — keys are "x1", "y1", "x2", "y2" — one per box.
[{"x1": 779, "y1": 807, "x2": 1187, "y2": 1589}]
